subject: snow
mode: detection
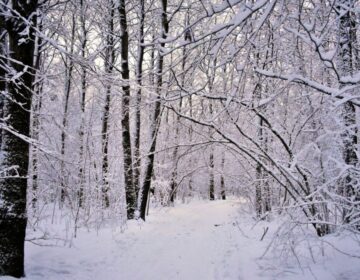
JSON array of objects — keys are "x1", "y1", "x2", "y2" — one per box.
[{"x1": 1, "y1": 199, "x2": 360, "y2": 280}]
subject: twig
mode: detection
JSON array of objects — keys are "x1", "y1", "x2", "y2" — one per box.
[{"x1": 260, "y1": 226, "x2": 269, "y2": 241}]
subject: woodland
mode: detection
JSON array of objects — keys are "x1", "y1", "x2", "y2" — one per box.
[{"x1": 0, "y1": 0, "x2": 360, "y2": 278}]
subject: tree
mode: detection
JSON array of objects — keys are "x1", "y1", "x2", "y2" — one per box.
[
  {"x1": 119, "y1": 0, "x2": 136, "y2": 219},
  {"x1": 140, "y1": 0, "x2": 169, "y2": 221},
  {"x1": 101, "y1": 0, "x2": 116, "y2": 208},
  {"x1": 133, "y1": 0, "x2": 145, "y2": 202},
  {"x1": 0, "y1": 0, "x2": 39, "y2": 277},
  {"x1": 77, "y1": 0, "x2": 89, "y2": 208},
  {"x1": 30, "y1": 3, "x2": 45, "y2": 211},
  {"x1": 336, "y1": 0, "x2": 359, "y2": 225},
  {"x1": 60, "y1": 8, "x2": 76, "y2": 205}
]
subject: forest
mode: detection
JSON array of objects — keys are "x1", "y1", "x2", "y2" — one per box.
[{"x1": 0, "y1": 0, "x2": 360, "y2": 279}]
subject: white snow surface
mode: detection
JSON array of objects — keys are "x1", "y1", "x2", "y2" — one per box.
[{"x1": 2, "y1": 199, "x2": 360, "y2": 280}]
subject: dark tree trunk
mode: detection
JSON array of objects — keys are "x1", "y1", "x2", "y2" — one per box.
[
  {"x1": 119, "y1": 0, "x2": 136, "y2": 219},
  {"x1": 0, "y1": 0, "x2": 38, "y2": 277},
  {"x1": 133, "y1": 0, "x2": 145, "y2": 202},
  {"x1": 220, "y1": 156, "x2": 226, "y2": 200},
  {"x1": 209, "y1": 151, "x2": 215, "y2": 200},
  {"x1": 140, "y1": 0, "x2": 168, "y2": 221},
  {"x1": 101, "y1": 88, "x2": 111, "y2": 208},
  {"x1": 101, "y1": 1, "x2": 115, "y2": 208},
  {"x1": 31, "y1": 94, "x2": 42, "y2": 211}
]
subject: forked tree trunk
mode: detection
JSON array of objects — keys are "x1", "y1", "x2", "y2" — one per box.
[
  {"x1": 140, "y1": 0, "x2": 169, "y2": 221},
  {"x1": 0, "y1": 0, "x2": 38, "y2": 277}
]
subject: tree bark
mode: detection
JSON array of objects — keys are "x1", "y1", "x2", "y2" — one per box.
[
  {"x1": 119, "y1": 0, "x2": 136, "y2": 219},
  {"x1": 0, "y1": 0, "x2": 38, "y2": 277}
]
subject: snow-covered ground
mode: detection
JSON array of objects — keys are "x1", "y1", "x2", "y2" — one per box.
[{"x1": 2, "y1": 198, "x2": 360, "y2": 280}]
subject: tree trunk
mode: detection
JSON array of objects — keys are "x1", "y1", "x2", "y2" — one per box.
[
  {"x1": 60, "y1": 13, "x2": 76, "y2": 205},
  {"x1": 188, "y1": 92, "x2": 193, "y2": 195},
  {"x1": 140, "y1": 0, "x2": 168, "y2": 221},
  {"x1": 169, "y1": 98, "x2": 182, "y2": 204},
  {"x1": 220, "y1": 155, "x2": 226, "y2": 200},
  {"x1": 0, "y1": 0, "x2": 38, "y2": 277},
  {"x1": 30, "y1": 14, "x2": 44, "y2": 211},
  {"x1": 78, "y1": 0, "x2": 88, "y2": 208},
  {"x1": 101, "y1": 1, "x2": 115, "y2": 208},
  {"x1": 209, "y1": 150, "x2": 215, "y2": 200},
  {"x1": 255, "y1": 116, "x2": 267, "y2": 218},
  {"x1": 119, "y1": 0, "x2": 136, "y2": 219},
  {"x1": 337, "y1": 0, "x2": 359, "y2": 225},
  {"x1": 133, "y1": 0, "x2": 145, "y2": 203},
  {"x1": 208, "y1": 87, "x2": 215, "y2": 201},
  {"x1": 255, "y1": 164, "x2": 263, "y2": 217}
]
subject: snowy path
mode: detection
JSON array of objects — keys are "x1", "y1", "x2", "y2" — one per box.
[
  {"x1": 25, "y1": 199, "x2": 244, "y2": 280},
  {"x1": 112, "y1": 200, "x2": 242, "y2": 280},
  {"x1": 11, "y1": 199, "x2": 360, "y2": 280}
]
